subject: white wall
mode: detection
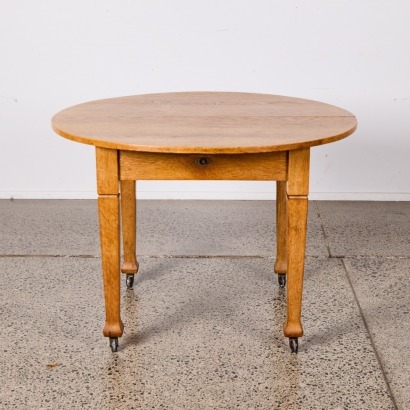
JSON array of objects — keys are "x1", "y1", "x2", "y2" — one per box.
[{"x1": 1, "y1": 0, "x2": 409, "y2": 200}]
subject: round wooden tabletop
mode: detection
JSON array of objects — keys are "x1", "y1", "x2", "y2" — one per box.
[{"x1": 52, "y1": 92, "x2": 357, "y2": 154}]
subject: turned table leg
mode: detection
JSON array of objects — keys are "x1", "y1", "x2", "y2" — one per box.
[
  {"x1": 96, "y1": 147, "x2": 123, "y2": 352},
  {"x1": 120, "y1": 180, "x2": 139, "y2": 288},
  {"x1": 274, "y1": 181, "x2": 288, "y2": 288},
  {"x1": 284, "y1": 148, "x2": 310, "y2": 353}
]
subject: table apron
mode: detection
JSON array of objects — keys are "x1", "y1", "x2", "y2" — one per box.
[{"x1": 119, "y1": 151, "x2": 288, "y2": 181}]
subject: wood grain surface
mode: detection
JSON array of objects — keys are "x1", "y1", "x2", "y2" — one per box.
[
  {"x1": 119, "y1": 151, "x2": 288, "y2": 181},
  {"x1": 52, "y1": 92, "x2": 357, "y2": 154}
]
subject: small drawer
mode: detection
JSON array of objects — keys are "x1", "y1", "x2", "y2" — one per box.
[{"x1": 119, "y1": 151, "x2": 288, "y2": 181}]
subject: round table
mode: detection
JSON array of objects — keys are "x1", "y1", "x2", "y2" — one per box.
[{"x1": 52, "y1": 92, "x2": 357, "y2": 353}]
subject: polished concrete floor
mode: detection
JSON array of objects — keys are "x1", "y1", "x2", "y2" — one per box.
[{"x1": 0, "y1": 200, "x2": 409, "y2": 409}]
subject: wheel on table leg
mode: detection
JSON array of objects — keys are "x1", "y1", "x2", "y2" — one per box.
[
  {"x1": 125, "y1": 274, "x2": 134, "y2": 288},
  {"x1": 289, "y1": 337, "x2": 298, "y2": 354},
  {"x1": 109, "y1": 337, "x2": 119, "y2": 352},
  {"x1": 278, "y1": 274, "x2": 286, "y2": 288}
]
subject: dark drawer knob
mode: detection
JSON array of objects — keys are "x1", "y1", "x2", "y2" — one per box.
[{"x1": 198, "y1": 157, "x2": 208, "y2": 166}]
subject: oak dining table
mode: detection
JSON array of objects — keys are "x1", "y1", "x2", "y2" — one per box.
[{"x1": 52, "y1": 91, "x2": 357, "y2": 353}]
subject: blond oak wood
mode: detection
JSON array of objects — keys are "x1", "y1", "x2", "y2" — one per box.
[
  {"x1": 52, "y1": 92, "x2": 357, "y2": 350},
  {"x1": 96, "y1": 147, "x2": 123, "y2": 338},
  {"x1": 284, "y1": 197, "x2": 308, "y2": 338},
  {"x1": 52, "y1": 92, "x2": 357, "y2": 154},
  {"x1": 119, "y1": 151, "x2": 288, "y2": 181},
  {"x1": 120, "y1": 180, "x2": 139, "y2": 274},
  {"x1": 287, "y1": 148, "x2": 310, "y2": 196},
  {"x1": 96, "y1": 147, "x2": 119, "y2": 195},
  {"x1": 274, "y1": 181, "x2": 287, "y2": 274},
  {"x1": 283, "y1": 149, "x2": 310, "y2": 338},
  {"x1": 98, "y1": 196, "x2": 123, "y2": 337}
]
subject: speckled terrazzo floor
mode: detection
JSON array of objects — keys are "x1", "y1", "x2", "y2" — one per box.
[{"x1": 0, "y1": 200, "x2": 409, "y2": 409}]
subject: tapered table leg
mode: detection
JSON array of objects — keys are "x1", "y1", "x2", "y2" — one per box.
[
  {"x1": 274, "y1": 181, "x2": 288, "y2": 281},
  {"x1": 283, "y1": 148, "x2": 310, "y2": 347},
  {"x1": 284, "y1": 196, "x2": 308, "y2": 338},
  {"x1": 96, "y1": 148, "x2": 123, "y2": 342},
  {"x1": 120, "y1": 180, "x2": 139, "y2": 286}
]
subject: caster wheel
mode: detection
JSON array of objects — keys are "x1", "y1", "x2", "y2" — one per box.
[
  {"x1": 126, "y1": 274, "x2": 134, "y2": 288},
  {"x1": 289, "y1": 337, "x2": 298, "y2": 354},
  {"x1": 278, "y1": 274, "x2": 286, "y2": 288},
  {"x1": 109, "y1": 337, "x2": 119, "y2": 352}
]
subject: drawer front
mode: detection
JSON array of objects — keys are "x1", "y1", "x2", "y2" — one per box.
[{"x1": 119, "y1": 151, "x2": 288, "y2": 181}]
